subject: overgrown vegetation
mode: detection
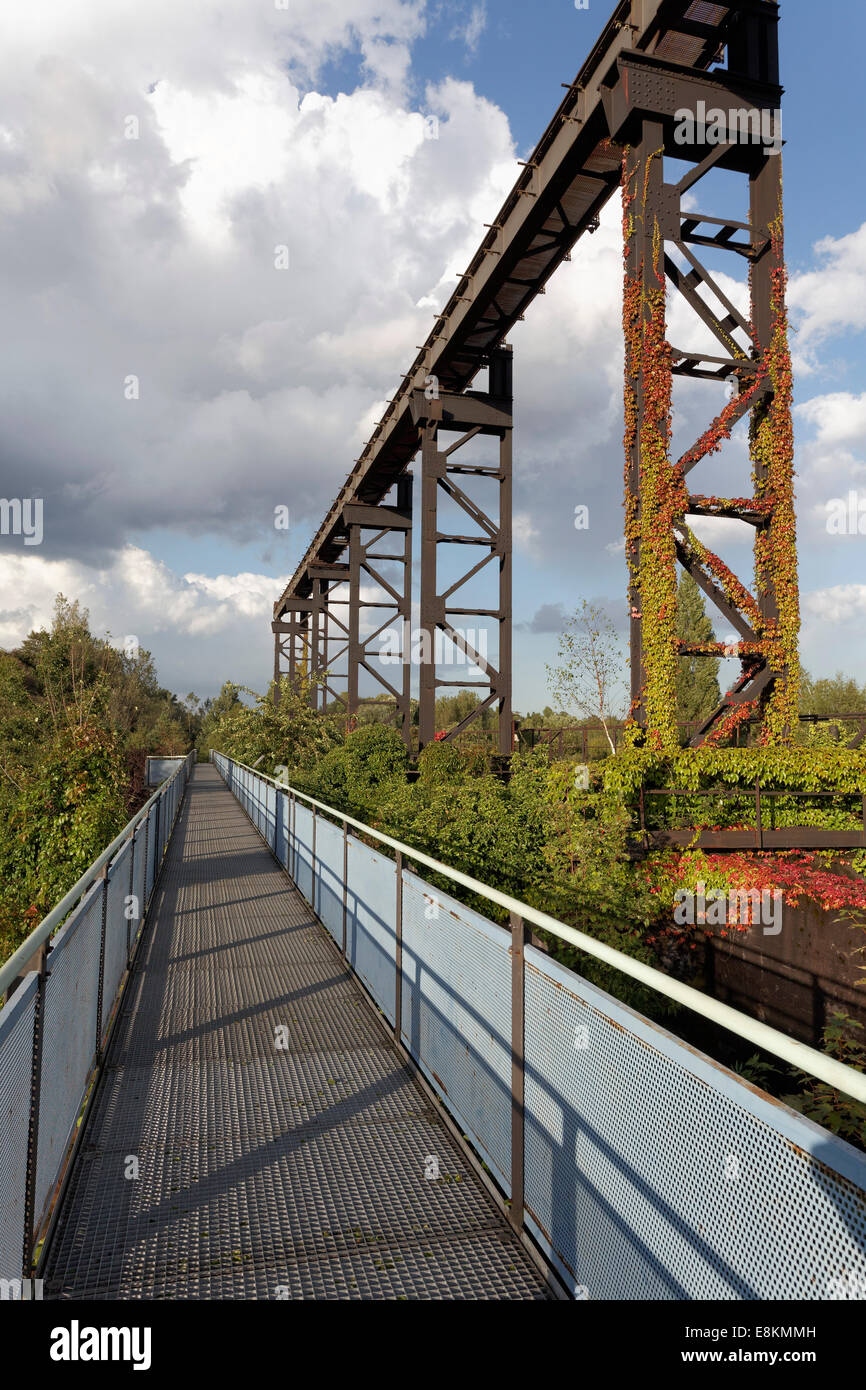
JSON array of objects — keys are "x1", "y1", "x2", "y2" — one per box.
[
  {"x1": 202, "y1": 670, "x2": 866, "y2": 1146},
  {"x1": 3, "y1": 586, "x2": 865, "y2": 1146},
  {"x1": 0, "y1": 596, "x2": 200, "y2": 962}
]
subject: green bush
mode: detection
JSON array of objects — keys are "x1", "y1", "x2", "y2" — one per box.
[{"x1": 417, "y1": 741, "x2": 465, "y2": 785}]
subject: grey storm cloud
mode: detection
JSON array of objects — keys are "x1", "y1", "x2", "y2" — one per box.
[
  {"x1": 517, "y1": 602, "x2": 568, "y2": 634},
  {"x1": 518, "y1": 594, "x2": 628, "y2": 635},
  {"x1": 0, "y1": 1, "x2": 518, "y2": 566}
]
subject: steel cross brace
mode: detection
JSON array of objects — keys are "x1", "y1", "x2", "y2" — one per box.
[
  {"x1": 343, "y1": 479, "x2": 413, "y2": 747},
  {"x1": 605, "y1": 20, "x2": 797, "y2": 747},
  {"x1": 410, "y1": 345, "x2": 513, "y2": 756}
]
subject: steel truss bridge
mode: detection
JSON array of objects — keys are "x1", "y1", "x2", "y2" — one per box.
[
  {"x1": 273, "y1": 0, "x2": 795, "y2": 755},
  {"x1": 5, "y1": 0, "x2": 865, "y2": 1310}
]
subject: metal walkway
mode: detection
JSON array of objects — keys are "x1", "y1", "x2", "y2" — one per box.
[{"x1": 43, "y1": 765, "x2": 549, "y2": 1300}]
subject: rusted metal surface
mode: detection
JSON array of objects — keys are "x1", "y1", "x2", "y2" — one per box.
[{"x1": 414, "y1": 347, "x2": 513, "y2": 752}]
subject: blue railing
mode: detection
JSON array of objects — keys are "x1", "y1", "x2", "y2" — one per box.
[
  {"x1": 214, "y1": 750, "x2": 866, "y2": 1301},
  {"x1": 0, "y1": 751, "x2": 194, "y2": 1279}
]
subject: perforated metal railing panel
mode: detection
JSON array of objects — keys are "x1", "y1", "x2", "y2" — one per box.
[
  {"x1": 0, "y1": 975, "x2": 37, "y2": 1276},
  {"x1": 210, "y1": 754, "x2": 866, "y2": 1303},
  {"x1": 144, "y1": 804, "x2": 157, "y2": 903},
  {"x1": 42, "y1": 766, "x2": 549, "y2": 1300},
  {"x1": 34, "y1": 884, "x2": 103, "y2": 1227},
  {"x1": 101, "y1": 842, "x2": 132, "y2": 1039},
  {"x1": 346, "y1": 838, "x2": 397, "y2": 1025},
  {"x1": 293, "y1": 802, "x2": 314, "y2": 906},
  {"x1": 400, "y1": 871, "x2": 512, "y2": 1194},
  {"x1": 131, "y1": 824, "x2": 147, "y2": 957},
  {"x1": 313, "y1": 815, "x2": 344, "y2": 947},
  {"x1": 523, "y1": 945, "x2": 866, "y2": 1300}
]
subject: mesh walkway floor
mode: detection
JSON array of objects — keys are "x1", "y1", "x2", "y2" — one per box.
[{"x1": 43, "y1": 765, "x2": 550, "y2": 1300}]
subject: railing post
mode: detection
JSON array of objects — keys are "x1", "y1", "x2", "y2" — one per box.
[
  {"x1": 395, "y1": 850, "x2": 403, "y2": 1038},
  {"x1": 311, "y1": 804, "x2": 318, "y2": 912},
  {"x1": 755, "y1": 777, "x2": 763, "y2": 850},
  {"x1": 126, "y1": 830, "x2": 136, "y2": 964},
  {"x1": 274, "y1": 785, "x2": 281, "y2": 858},
  {"x1": 342, "y1": 821, "x2": 348, "y2": 957},
  {"x1": 510, "y1": 910, "x2": 529, "y2": 1234},
  {"x1": 22, "y1": 941, "x2": 50, "y2": 1276},
  {"x1": 142, "y1": 809, "x2": 151, "y2": 909},
  {"x1": 95, "y1": 863, "x2": 110, "y2": 1064},
  {"x1": 153, "y1": 795, "x2": 161, "y2": 890}
]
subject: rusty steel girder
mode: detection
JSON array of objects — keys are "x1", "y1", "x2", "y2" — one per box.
[{"x1": 272, "y1": 1, "x2": 793, "y2": 752}]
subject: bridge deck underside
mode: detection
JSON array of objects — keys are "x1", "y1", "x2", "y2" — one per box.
[{"x1": 43, "y1": 765, "x2": 548, "y2": 1300}]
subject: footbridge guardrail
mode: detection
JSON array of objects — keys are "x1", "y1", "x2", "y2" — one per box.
[
  {"x1": 0, "y1": 750, "x2": 194, "y2": 1282},
  {"x1": 214, "y1": 750, "x2": 866, "y2": 1301}
]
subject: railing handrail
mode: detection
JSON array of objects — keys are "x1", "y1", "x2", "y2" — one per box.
[
  {"x1": 0, "y1": 750, "x2": 195, "y2": 1000},
  {"x1": 214, "y1": 750, "x2": 866, "y2": 1105}
]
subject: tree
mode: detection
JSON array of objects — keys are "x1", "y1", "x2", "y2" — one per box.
[
  {"x1": 675, "y1": 571, "x2": 721, "y2": 730},
  {"x1": 800, "y1": 670, "x2": 866, "y2": 716},
  {"x1": 546, "y1": 601, "x2": 625, "y2": 753},
  {"x1": 434, "y1": 689, "x2": 495, "y2": 733},
  {"x1": 0, "y1": 593, "x2": 206, "y2": 963}
]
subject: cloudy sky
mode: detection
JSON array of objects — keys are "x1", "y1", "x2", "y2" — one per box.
[{"x1": 0, "y1": 0, "x2": 864, "y2": 711}]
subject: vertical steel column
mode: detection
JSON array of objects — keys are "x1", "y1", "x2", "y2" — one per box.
[
  {"x1": 606, "y1": 13, "x2": 795, "y2": 745},
  {"x1": 343, "y1": 483, "x2": 413, "y2": 746},
  {"x1": 272, "y1": 623, "x2": 282, "y2": 704},
  {"x1": 418, "y1": 418, "x2": 440, "y2": 752},
  {"x1": 395, "y1": 474, "x2": 414, "y2": 749},
  {"x1": 414, "y1": 349, "x2": 513, "y2": 753},
  {"x1": 347, "y1": 523, "x2": 362, "y2": 724},
  {"x1": 496, "y1": 394, "x2": 513, "y2": 758},
  {"x1": 310, "y1": 581, "x2": 322, "y2": 712},
  {"x1": 273, "y1": 593, "x2": 326, "y2": 711},
  {"x1": 623, "y1": 120, "x2": 665, "y2": 728},
  {"x1": 509, "y1": 911, "x2": 530, "y2": 1233},
  {"x1": 750, "y1": 149, "x2": 783, "y2": 641},
  {"x1": 271, "y1": 610, "x2": 298, "y2": 707}
]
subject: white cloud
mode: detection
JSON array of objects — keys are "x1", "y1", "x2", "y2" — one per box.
[
  {"x1": 789, "y1": 223, "x2": 866, "y2": 360},
  {"x1": 804, "y1": 584, "x2": 866, "y2": 625},
  {"x1": 0, "y1": 9, "x2": 517, "y2": 564},
  {"x1": 452, "y1": 3, "x2": 488, "y2": 56},
  {"x1": 686, "y1": 516, "x2": 753, "y2": 549},
  {"x1": 0, "y1": 546, "x2": 284, "y2": 686},
  {"x1": 513, "y1": 511, "x2": 540, "y2": 556}
]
